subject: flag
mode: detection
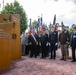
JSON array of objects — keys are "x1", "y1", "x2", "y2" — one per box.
[
  {"x1": 29, "y1": 18, "x2": 32, "y2": 27},
  {"x1": 61, "y1": 21, "x2": 64, "y2": 25},
  {"x1": 53, "y1": 14, "x2": 56, "y2": 25},
  {"x1": 44, "y1": 25, "x2": 48, "y2": 30},
  {"x1": 38, "y1": 17, "x2": 41, "y2": 31},
  {"x1": 41, "y1": 15, "x2": 43, "y2": 26},
  {"x1": 33, "y1": 25, "x2": 37, "y2": 33},
  {"x1": 38, "y1": 15, "x2": 43, "y2": 31},
  {"x1": 29, "y1": 18, "x2": 32, "y2": 34}
]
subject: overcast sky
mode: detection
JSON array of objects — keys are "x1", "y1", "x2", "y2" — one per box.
[{"x1": 0, "y1": 0, "x2": 76, "y2": 27}]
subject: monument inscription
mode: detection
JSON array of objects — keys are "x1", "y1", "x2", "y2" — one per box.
[{"x1": 0, "y1": 29, "x2": 11, "y2": 39}]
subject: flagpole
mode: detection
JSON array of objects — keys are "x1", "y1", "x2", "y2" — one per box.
[
  {"x1": 41, "y1": 14, "x2": 43, "y2": 25},
  {"x1": 53, "y1": 14, "x2": 56, "y2": 25},
  {"x1": 3, "y1": 0, "x2": 4, "y2": 9},
  {"x1": 61, "y1": 21, "x2": 64, "y2": 25},
  {"x1": 49, "y1": 23, "x2": 51, "y2": 31},
  {"x1": 38, "y1": 16, "x2": 40, "y2": 31},
  {"x1": 29, "y1": 18, "x2": 32, "y2": 27}
]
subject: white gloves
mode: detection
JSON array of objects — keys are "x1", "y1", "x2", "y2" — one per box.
[
  {"x1": 55, "y1": 43, "x2": 58, "y2": 46},
  {"x1": 46, "y1": 43, "x2": 48, "y2": 46},
  {"x1": 29, "y1": 42, "x2": 32, "y2": 45},
  {"x1": 49, "y1": 43, "x2": 51, "y2": 46}
]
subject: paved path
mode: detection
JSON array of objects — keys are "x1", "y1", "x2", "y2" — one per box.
[{"x1": 0, "y1": 48, "x2": 76, "y2": 75}]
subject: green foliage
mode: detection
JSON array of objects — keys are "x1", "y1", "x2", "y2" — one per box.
[
  {"x1": 1, "y1": 1, "x2": 28, "y2": 33},
  {"x1": 69, "y1": 27, "x2": 73, "y2": 33},
  {"x1": 68, "y1": 24, "x2": 74, "y2": 33},
  {"x1": 48, "y1": 23, "x2": 51, "y2": 32},
  {"x1": 72, "y1": 24, "x2": 75, "y2": 28},
  {"x1": 32, "y1": 20, "x2": 38, "y2": 31},
  {"x1": 32, "y1": 20, "x2": 38, "y2": 26}
]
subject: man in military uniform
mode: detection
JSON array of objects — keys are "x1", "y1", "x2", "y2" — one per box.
[
  {"x1": 59, "y1": 25, "x2": 70, "y2": 61},
  {"x1": 49, "y1": 25, "x2": 58, "y2": 59}
]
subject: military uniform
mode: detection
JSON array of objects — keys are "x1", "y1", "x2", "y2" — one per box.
[
  {"x1": 49, "y1": 30, "x2": 58, "y2": 59},
  {"x1": 59, "y1": 29, "x2": 70, "y2": 60}
]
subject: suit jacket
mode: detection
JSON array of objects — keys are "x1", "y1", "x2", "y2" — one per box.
[
  {"x1": 59, "y1": 30, "x2": 70, "y2": 44},
  {"x1": 28, "y1": 34, "x2": 37, "y2": 45},
  {"x1": 49, "y1": 31, "x2": 58, "y2": 44},
  {"x1": 21, "y1": 34, "x2": 26, "y2": 45},
  {"x1": 70, "y1": 31, "x2": 76, "y2": 46},
  {"x1": 41, "y1": 33, "x2": 48, "y2": 45},
  {"x1": 34, "y1": 33, "x2": 39, "y2": 42}
]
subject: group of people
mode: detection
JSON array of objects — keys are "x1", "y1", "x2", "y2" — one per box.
[{"x1": 21, "y1": 24, "x2": 76, "y2": 62}]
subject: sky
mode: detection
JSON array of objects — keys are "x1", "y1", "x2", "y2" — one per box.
[{"x1": 0, "y1": 0, "x2": 76, "y2": 27}]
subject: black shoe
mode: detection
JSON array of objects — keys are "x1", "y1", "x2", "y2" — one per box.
[
  {"x1": 35, "y1": 57, "x2": 37, "y2": 58},
  {"x1": 64, "y1": 59, "x2": 66, "y2": 61},
  {"x1": 71, "y1": 60, "x2": 75, "y2": 62},
  {"x1": 29, "y1": 56, "x2": 32, "y2": 58},
  {"x1": 43, "y1": 57, "x2": 46, "y2": 59},
  {"x1": 53, "y1": 58, "x2": 55, "y2": 60},
  {"x1": 41, "y1": 57, "x2": 43, "y2": 59},
  {"x1": 60, "y1": 58, "x2": 64, "y2": 60},
  {"x1": 22, "y1": 54, "x2": 25, "y2": 56},
  {"x1": 50, "y1": 57, "x2": 52, "y2": 59}
]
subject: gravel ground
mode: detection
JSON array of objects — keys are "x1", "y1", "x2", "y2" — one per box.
[{"x1": 0, "y1": 48, "x2": 76, "y2": 75}]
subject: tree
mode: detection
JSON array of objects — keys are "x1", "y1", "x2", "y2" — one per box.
[
  {"x1": 48, "y1": 23, "x2": 52, "y2": 32},
  {"x1": 69, "y1": 27, "x2": 73, "y2": 33},
  {"x1": 69, "y1": 24, "x2": 75, "y2": 33},
  {"x1": 72, "y1": 24, "x2": 75, "y2": 28},
  {"x1": 1, "y1": 0, "x2": 28, "y2": 33},
  {"x1": 32, "y1": 20, "x2": 38, "y2": 26}
]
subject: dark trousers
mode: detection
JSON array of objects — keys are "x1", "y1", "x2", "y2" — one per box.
[
  {"x1": 72, "y1": 45, "x2": 76, "y2": 61},
  {"x1": 36, "y1": 45, "x2": 40, "y2": 56},
  {"x1": 41, "y1": 44, "x2": 46, "y2": 58},
  {"x1": 30, "y1": 44, "x2": 37, "y2": 58},
  {"x1": 50, "y1": 44, "x2": 56, "y2": 59},
  {"x1": 46, "y1": 45, "x2": 49, "y2": 57},
  {"x1": 25, "y1": 45, "x2": 29, "y2": 55}
]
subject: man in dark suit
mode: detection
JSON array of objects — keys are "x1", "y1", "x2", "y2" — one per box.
[
  {"x1": 38, "y1": 31, "x2": 42, "y2": 56},
  {"x1": 49, "y1": 25, "x2": 58, "y2": 59},
  {"x1": 34, "y1": 32, "x2": 39, "y2": 56},
  {"x1": 41, "y1": 28, "x2": 48, "y2": 59},
  {"x1": 28, "y1": 29, "x2": 38, "y2": 58},
  {"x1": 70, "y1": 25, "x2": 76, "y2": 62}
]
